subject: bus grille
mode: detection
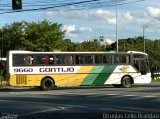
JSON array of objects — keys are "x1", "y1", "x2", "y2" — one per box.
[{"x1": 16, "y1": 75, "x2": 27, "y2": 85}]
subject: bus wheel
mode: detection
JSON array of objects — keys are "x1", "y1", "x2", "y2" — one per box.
[
  {"x1": 40, "y1": 78, "x2": 54, "y2": 90},
  {"x1": 121, "y1": 76, "x2": 132, "y2": 88}
]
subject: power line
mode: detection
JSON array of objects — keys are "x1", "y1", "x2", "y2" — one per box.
[
  {"x1": 0, "y1": 0, "x2": 145, "y2": 14},
  {"x1": 0, "y1": 0, "x2": 101, "y2": 12}
]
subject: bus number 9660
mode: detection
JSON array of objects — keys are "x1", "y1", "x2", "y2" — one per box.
[{"x1": 14, "y1": 68, "x2": 33, "y2": 72}]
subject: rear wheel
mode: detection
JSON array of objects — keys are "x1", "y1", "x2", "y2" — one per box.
[
  {"x1": 40, "y1": 78, "x2": 54, "y2": 90},
  {"x1": 121, "y1": 76, "x2": 132, "y2": 88}
]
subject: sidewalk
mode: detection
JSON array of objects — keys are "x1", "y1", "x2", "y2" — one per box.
[
  {"x1": 151, "y1": 80, "x2": 160, "y2": 84},
  {"x1": 0, "y1": 81, "x2": 33, "y2": 90},
  {"x1": 0, "y1": 85, "x2": 35, "y2": 91}
]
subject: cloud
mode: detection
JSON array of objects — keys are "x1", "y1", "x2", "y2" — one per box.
[
  {"x1": 79, "y1": 27, "x2": 92, "y2": 32},
  {"x1": 124, "y1": 12, "x2": 134, "y2": 21},
  {"x1": 94, "y1": 9, "x2": 116, "y2": 25},
  {"x1": 63, "y1": 25, "x2": 92, "y2": 37},
  {"x1": 45, "y1": 9, "x2": 116, "y2": 25},
  {"x1": 63, "y1": 25, "x2": 76, "y2": 34},
  {"x1": 146, "y1": 7, "x2": 160, "y2": 20}
]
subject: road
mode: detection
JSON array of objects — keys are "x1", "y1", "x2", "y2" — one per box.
[{"x1": 0, "y1": 84, "x2": 160, "y2": 119}]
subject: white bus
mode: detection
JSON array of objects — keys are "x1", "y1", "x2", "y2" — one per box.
[{"x1": 6, "y1": 50, "x2": 151, "y2": 90}]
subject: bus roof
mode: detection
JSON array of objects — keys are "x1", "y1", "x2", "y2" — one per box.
[
  {"x1": 127, "y1": 51, "x2": 148, "y2": 55},
  {"x1": 8, "y1": 50, "x2": 147, "y2": 55}
]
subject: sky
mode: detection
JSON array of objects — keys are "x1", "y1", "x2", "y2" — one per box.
[{"x1": 0, "y1": 0, "x2": 160, "y2": 43}]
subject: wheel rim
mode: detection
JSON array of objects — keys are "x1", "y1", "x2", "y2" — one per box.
[
  {"x1": 123, "y1": 77, "x2": 131, "y2": 87},
  {"x1": 45, "y1": 80, "x2": 52, "y2": 87}
]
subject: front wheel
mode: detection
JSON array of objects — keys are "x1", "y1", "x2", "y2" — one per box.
[
  {"x1": 121, "y1": 76, "x2": 132, "y2": 88},
  {"x1": 40, "y1": 78, "x2": 54, "y2": 90}
]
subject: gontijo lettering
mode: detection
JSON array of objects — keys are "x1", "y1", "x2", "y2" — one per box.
[{"x1": 39, "y1": 67, "x2": 74, "y2": 73}]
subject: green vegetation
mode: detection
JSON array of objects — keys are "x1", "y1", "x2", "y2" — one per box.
[{"x1": 0, "y1": 20, "x2": 160, "y2": 72}]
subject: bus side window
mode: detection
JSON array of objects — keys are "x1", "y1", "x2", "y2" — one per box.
[
  {"x1": 95, "y1": 55, "x2": 102, "y2": 64},
  {"x1": 25, "y1": 55, "x2": 33, "y2": 65},
  {"x1": 85, "y1": 55, "x2": 93, "y2": 64},
  {"x1": 103, "y1": 55, "x2": 112, "y2": 64},
  {"x1": 35, "y1": 55, "x2": 43, "y2": 65},
  {"x1": 134, "y1": 60, "x2": 139, "y2": 71},
  {"x1": 55, "y1": 55, "x2": 61, "y2": 64},
  {"x1": 75, "y1": 55, "x2": 79, "y2": 64},
  {"x1": 114, "y1": 55, "x2": 119, "y2": 64},
  {"x1": 45, "y1": 55, "x2": 49, "y2": 64},
  {"x1": 64, "y1": 55, "x2": 74, "y2": 65},
  {"x1": 75, "y1": 55, "x2": 84, "y2": 64},
  {"x1": 126, "y1": 55, "x2": 130, "y2": 64},
  {"x1": 49, "y1": 56, "x2": 54, "y2": 64},
  {"x1": 114, "y1": 55, "x2": 129, "y2": 64}
]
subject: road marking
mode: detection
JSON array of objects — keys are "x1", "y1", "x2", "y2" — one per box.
[
  {"x1": 21, "y1": 107, "x2": 67, "y2": 117},
  {"x1": 105, "y1": 93, "x2": 119, "y2": 96},
  {"x1": 0, "y1": 99, "x2": 86, "y2": 108},
  {"x1": 142, "y1": 95, "x2": 157, "y2": 98},
  {"x1": 123, "y1": 95, "x2": 135, "y2": 97},
  {"x1": 87, "y1": 93, "x2": 120, "y2": 97}
]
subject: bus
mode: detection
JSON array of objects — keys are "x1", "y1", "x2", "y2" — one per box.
[{"x1": 6, "y1": 50, "x2": 151, "y2": 90}]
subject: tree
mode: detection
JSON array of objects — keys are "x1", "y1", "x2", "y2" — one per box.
[
  {"x1": 61, "y1": 39, "x2": 76, "y2": 51},
  {"x1": 24, "y1": 20, "x2": 65, "y2": 51},
  {"x1": 0, "y1": 22, "x2": 27, "y2": 56},
  {"x1": 75, "y1": 40, "x2": 105, "y2": 51},
  {"x1": 0, "y1": 20, "x2": 65, "y2": 56}
]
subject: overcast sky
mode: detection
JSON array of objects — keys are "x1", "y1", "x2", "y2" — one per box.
[{"x1": 0, "y1": 0, "x2": 160, "y2": 43}]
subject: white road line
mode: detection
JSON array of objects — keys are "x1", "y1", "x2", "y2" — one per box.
[
  {"x1": 105, "y1": 93, "x2": 119, "y2": 96},
  {"x1": 35, "y1": 92, "x2": 100, "y2": 96},
  {"x1": 0, "y1": 99, "x2": 86, "y2": 108},
  {"x1": 87, "y1": 93, "x2": 120, "y2": 97},
  {"x1": 21, "y1": 107, "x2": 68, "y2": 116},
  {"x1": 123, "y1": 95, "x2": 136, "y2": 97},
  {"x1": 142, "y1": 95, "x2": 157, "y2": 98}
]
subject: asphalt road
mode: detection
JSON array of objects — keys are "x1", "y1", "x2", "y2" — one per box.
[{"x1": 0, "y1": 84, "x2": 160, "y2": 119}]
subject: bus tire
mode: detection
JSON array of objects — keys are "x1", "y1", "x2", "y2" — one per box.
[
  {"x1": 40, "y1": 78, "x2": 54, "y2": 90},
  {"x1": 121, "y1": 76, "x2": 132, "y2": 88}
]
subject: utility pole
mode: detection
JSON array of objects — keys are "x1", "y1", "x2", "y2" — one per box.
[
  {"x1": 143, "y1": 25, "x2": 148, "y2": 52},
  {"x1": 116, "y1": 0, "x2": 118, "y2": 52},
  {"x1": 1, "y1": 30, "x2": 3, "y2": 59}
]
